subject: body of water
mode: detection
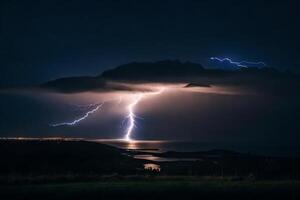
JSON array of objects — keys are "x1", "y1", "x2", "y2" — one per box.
[{"x1": 94, "y1": 139, "x2": 300, "y2": 157}]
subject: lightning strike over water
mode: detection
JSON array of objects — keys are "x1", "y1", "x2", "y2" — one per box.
[
  {"x1": 210, "y1": 57, "x2": 266, "y2": 68},
  {"x1": 50, "y1": 87, "x2": 165, "y2": 141},
  {"x1": 124, "y1": 94, "x2": 143, "y2": 141},
  {"x1": 123, "y1": 88, "x2": 165, "y2": 141},
  {"x1": 50, "y1": 103, "x2": 103, "y2": 127}
]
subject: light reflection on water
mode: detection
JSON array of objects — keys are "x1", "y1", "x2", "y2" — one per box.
[
  {"x1": 134, "y1": 154, "x2": 203, "y2": 162},
  {"x1": 2, "y1": 138, "x2": 300, "y2": 157},
  {"x1": 92, "y1": 139, "x2": 168, "y2": 152},
  {"x1": 144, "y1": 163, "x2": 161, "y2": 171},
  {"x1": 92, "y1": 139, "x2": 300, "y2": 157},
  {"x1": 92, "y1": 139, "x2": 202, "y2": 162}
]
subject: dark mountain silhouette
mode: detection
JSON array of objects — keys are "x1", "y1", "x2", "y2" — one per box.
[
  {"x1": 41, "y1": 76, "x2": 106, "y2": 92},
  {"x1": 101, "y1": 60, "x2": 211, "y2": 80},
  {"x1": 40, "y1": 76, "x2": 141, "y2": 93},
  {"x1": 100, "y1": 60, "x2": 293, "y2": 82},
  {"x1": 40, "y1": 60, "x2": 227, "y2": 92},
  {"x1": 38, "y1": 60, "x2": 299, "y2": 93},
  {"x1": 184, "y1": 83, "x2": 211, "y2": 88}
]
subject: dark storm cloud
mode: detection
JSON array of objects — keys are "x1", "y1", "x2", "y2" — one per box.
[{"x1": 1, "y1": 0, "x2": 299, "y2": 86}]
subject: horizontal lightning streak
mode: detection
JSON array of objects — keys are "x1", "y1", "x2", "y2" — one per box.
[
  {"x1": 50, "y1": 103, "x2": 103, "y2": 127},
  {"x1": 210, "y1": 57, "x2": 266, "y2": 68}
]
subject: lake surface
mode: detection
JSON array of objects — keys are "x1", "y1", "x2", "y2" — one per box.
[{"x1": 94, "y1": 139, "x2": 300, "y2": 157}]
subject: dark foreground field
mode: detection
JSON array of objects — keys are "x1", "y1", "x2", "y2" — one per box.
[
  {"x1": 1, "y1": 139, "x2": 300, "y2": 200},
  {"x1": 2, "y1": 178, "x2": 300, "y2": 200}
]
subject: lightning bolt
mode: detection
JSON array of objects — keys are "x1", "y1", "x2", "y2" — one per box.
[
  {"x1": 50, "y1": 88, "x2": 165, "y2": 141},
  {"x1": 123, "y1": 88, "x2": 165, "y2": 141},
  {"x1": 124, "y1": 94, "x2": 143, "y2": 141},
  {"x1": 210, "y1": 57, "x2": 266, "y2": 68},
  {"x1": 50, "y1": 103, "x2": 104, "y2": 127}
]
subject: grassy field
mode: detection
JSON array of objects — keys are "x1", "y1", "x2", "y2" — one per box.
[{"x1": 1, "y1": 177, "x2": 300, "y2": 200}]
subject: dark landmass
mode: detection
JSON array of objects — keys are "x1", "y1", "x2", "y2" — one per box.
[
  {"x1": 130, "y1": 149, "x2": 300, "y2": 178},
  {"x1": 1, "y1": 140, "x2": 300, "y2": 181},
  {"x1": 1, "y1": 140, "x2": 300, "y2": 199},
  {"x1": 0, "y1": 139, "x2": 142, "y2": 177},
  {"x1": 2, "y1": 178, "x2": 300, "y2": 200},
  {"x1": 184, "y1": 83, "x2": 211, "y2": 88}
]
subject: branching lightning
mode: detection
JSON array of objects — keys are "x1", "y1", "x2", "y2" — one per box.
[
  {"x1": 123, "y1": 88, "x2": 165, "y2": 141},
  {"x1": 50, "y1": 87, "x2": 165, "y2": 141},
  {"x1": 124, "y1": 94, "x2": 143, "y2": 141},
  {"x1": 210, "y1": 57, "x2": 266, "y2": 68},
  {"x1": 50, "y1": 103, "x2": 103, "y2": 127}
]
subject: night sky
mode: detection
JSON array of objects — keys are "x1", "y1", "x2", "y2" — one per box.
[{"x1": 1, "y1": 0, "x2": 299, "y2": 86}]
